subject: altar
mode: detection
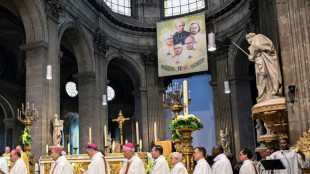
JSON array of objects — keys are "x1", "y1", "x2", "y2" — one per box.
[{"x1": 39, "y1": 152, "x2": 147, "y2": 174}]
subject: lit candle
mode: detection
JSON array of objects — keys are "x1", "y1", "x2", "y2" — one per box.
[
  {"x1": 125, "y1": 139, "x2": 128, "y2": 144},
  {"x1": 74, "y1": 129, "x2": 77, "y2": 147},
  {"x1": 36, "y1": 110, "x2": 39, "y2": 117},
  {"x1": 27, "y1": 102, "x2": 29, "y2": 110},
  {"x1": 136, "y1": 122, "x2": 139, "y2": 144},
  {"x1": 163, "y1": 94, "x2": 165, "y2": 102},
  {"x1": 104, "y1": 125, "x2": 107, "y2": 146},
  {"x1": 46, "y1": 145, "x2": 48, "y2": 154},
  {"x1": 32, "y1": 103, "x2": 34, "y2": 110},
  {"x1": 89, "y1": 127, "x2": 91, "y2": 144},
  {"x1": 154, "y1": 121, "x2": 157, "y2": 142},
  {"x1": 19, "y1": 111, "x2": 21, "y2": 117},
  {"x1": 22, "y1": 103, "x2": 24, "y2": 111},
  {"x1": 17, "y1": 109, "x2": 19, "y2": 117},
  {"x1": 68, "y1": 143, "x2": 70, "y2": 154},
  {"x1": 189, "y1": 90, "x2": 191, "y2": 99},
  {"x1": 183, "y1": 80, "x2": 188, "y2": 115},
  {"x1": 112, "y1": 141, "x2": 115, "y2": 152},
  {"x1": 139, "y1": 139, "x2": 142, "y2": 150}
]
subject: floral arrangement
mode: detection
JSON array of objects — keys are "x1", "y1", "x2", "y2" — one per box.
[
  {"x1": 145, "y1": 157, "x2": 154, "y2": 174},
  {"x1": 20, "y1": 128, "x2": 32, "y2": 146},
  {"x1": 169, "y1": 114, "x2": 203, "y2": 140}
]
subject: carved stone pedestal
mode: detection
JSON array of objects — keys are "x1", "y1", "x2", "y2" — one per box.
[{"x1": 252, "y1": 98, "x2": 288, "y2": 149}]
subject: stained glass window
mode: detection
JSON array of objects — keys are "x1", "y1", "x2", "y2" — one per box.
[
  {"x1": 164, "y1": 0, "x2": 205, "y2": 17},
  {"x1": 65, "y1": 82, "x2": 78, "y2": 97}
]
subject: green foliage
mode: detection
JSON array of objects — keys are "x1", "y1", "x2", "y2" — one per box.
[
  {"x1": 146, "y1": 157, "x2": 154, "y2": 174},
  {"x1": 169, "y1": 114, "x2": 204, "y2": 140},
  {"x1": 20, "y1": 128, "x2": 32, "y2": 146}
]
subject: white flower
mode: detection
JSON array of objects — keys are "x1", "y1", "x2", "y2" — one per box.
[
  {"x1": 177, "y1": 115, "x2": 185, "y2": 120},
  {"x1": 188, "y1": 114, "x2": 196, "y2": 118}
]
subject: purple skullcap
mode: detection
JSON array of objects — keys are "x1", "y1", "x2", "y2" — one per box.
[
  {"x1": 124, "y1": 142, "x2": 135, "y2": 149},
  {"x1": 54, "y1": 147, "x2": 62, "y2": 152},
  {"x1": 88, "y1": 143, "x2": 98, "y2": 149},
  {"x1": 13, "y1": 149, "x2": 21, "y2": 154}
]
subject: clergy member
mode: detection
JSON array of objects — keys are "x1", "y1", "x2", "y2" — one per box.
[
  {"x1": 119, "y1": 142, "x2": 145, "y2": 174},
  {"x1": 2, "y1": 147, "x2": 10, "y2": 157},
  {"x1": 170, "y1": 152, "x2": 188, "y2": 174},
  {"x1": 9, "y1": 149, "x2": 27, "y2": 174},
  {"x1": 149, "y1": 145, "x2": 169, "y2": 174},
  {"x1": 49, "y1": 147, "x2": 73, "y2": 174},
  {"x1": 211, "y1": 145, "x2": 233, "y2": 174},
  {"x1": 85, "y1": 143, "x2": 110, "y2": 174},
  {"x1": 239, "y1": 148, "x2": 257, "y2": 174},
  {"x1": 0, "y1": 156, "x2": 9, "y2": 174},
  {"x1": 193, "y1": 147, "x2": 211, "y2": 174},
  {"x1": 266, "y1": 138, "x2": 309, "y2": 174},
  {"x1": 16, "y1": 145, "x2": 30, "y2": 174}
]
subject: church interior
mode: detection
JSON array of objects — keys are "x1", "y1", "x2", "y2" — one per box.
[{"x1": 0, "y1": 0, "x2": 310, "y2": 173}]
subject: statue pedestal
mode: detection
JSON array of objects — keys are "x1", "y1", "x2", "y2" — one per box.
[{"x1": 252, "y1": 98, "x2": 288, "y2": 149}]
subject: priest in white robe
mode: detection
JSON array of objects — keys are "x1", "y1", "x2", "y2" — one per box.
[
  {"x1": 193, "y1": 147, "x2": 212, "y2": 174},
  {"x1": 239, "y1": 148, "x2": 257, "y2": 174},
  {"x1": 170, "y1": 152, "x2": 188, "y2": 174},
  {"x1": 0, "y1": 157, "x2": 9, "y2": 174},
  {"x1": 9, "y1": 149, "x2": 27, "y2": 174},
  {"x1": 119, "y1": 142, "x2": 145, "y2": 174},
  {"x1": 150, "y1": 145, "x2": 170, "y2": 174},
  {"x1": 266, "y1": 138, "x2": 309, "y2": 174},
  {"x1": 85, "y1": 143, "x2": 110, "y2": 174},
  {"x1": 49, "y1": 147, "x2": 73, "y2": 174},
  {"x1": 211, "y1": 145, "x2": 233, "y2": 174}
]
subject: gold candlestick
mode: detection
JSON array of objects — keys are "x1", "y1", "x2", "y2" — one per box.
[
  {"x1": 73, "y1": 147, "x2": 78, "y2": 154},
  {"x1": 104, "y1": 146, "x2": 109, "y2": 154},
  {"x1": 17, "y1": 102, "x2": 39, "y2": 174}
]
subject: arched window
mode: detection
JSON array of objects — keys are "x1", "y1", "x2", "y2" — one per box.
[
  {"x1": 164, "y1": 0, "x2": 205, "y2": 17},
  {"x1": 104, "y1": 0, "x2": 131, "y2": 16}
]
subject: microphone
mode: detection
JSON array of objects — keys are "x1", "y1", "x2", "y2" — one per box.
[{"x1": 281, "y1": 149, "x2": 291, "y2": 174}]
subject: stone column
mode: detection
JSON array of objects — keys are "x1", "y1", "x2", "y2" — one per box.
[
  {"x1": 73, "y1": 72, "x2": 96, "y2": 153},
  {"x1": 20, "y1": 41, "x2": 48, "y2": 157},
  {"x1": 275, "y1": 0, "x2": 310, "y2": 144}
]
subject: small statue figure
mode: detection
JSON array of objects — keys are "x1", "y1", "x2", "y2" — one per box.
[
  {"x1": 106, "y1": 132, "x2": 112, "y2": 152},
  {"x1": 220, "y1": 127, "x2": 231, "y2": 154},
  {"x1": 52, "y1": 114, "x2": 64, "y2": 146},
  {"x1": 255, "y1": 119, "x2": 265, "y2": 143},
  {"x1": 246, "y1": 33, "x2": 282, "y2": 103},
  {"x1": 264, "y1": 123, "x2": 275, "y2": 135}
]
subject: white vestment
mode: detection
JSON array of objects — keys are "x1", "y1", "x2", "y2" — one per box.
[
  {"x1": 266, "y1": 149, "x2": 309, "y2": 174},
  {"x1": 150, "y1": 155, "x2": 170, "y2": 174},
  {"x1": 193, "y1": 158, "x2": 212, "y2": 174},
  {"x1": 239, "y1": 159, "x2": 256, "y2": 174},
  {"x1": 49, "y1": 156, "x2": 73, "y2": 174},
  {"x1": 119, "y1": 154, "x2": 145, "y2": 174},
  {"x1": 86, "y1": 152, "x2": 110, "y2": 174},
  {"x1": 256, "y1": 160, "x2": 271, "y2": 174},
  {"x1": 0, "y1": 157, "x2": 9, "y2": 174},
  {"x1": 212, "y1": 153, "x2": 233, "y2": 174},
  {"x1": 171, "y1": 162, "x2": 188, "y2": 174},
  {"x1": 10, "y1": 158, "x2": 27, "y2": 174}
]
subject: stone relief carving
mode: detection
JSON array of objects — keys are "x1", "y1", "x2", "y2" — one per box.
[
  {"x1": 220, "y1": 127, "x2": 231, "y2": 154},
  {"x1": 52, "y1": 114, "x2": 64, "y2": 146},
  {"x1": 93, "y1": 28, "x2": 110, "y2": 55},
  {"x1": 45, "y1": 0, "x2": 65, "y2": 20}
]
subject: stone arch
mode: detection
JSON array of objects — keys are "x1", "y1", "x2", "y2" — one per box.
[
  {"x1": 106, "y1": 51, "x2": 144, "y2": 89},
  {"x1": 0, "y1": 95, "x2": 15, "y2": 119},
  {"x1": 58, "y1": 22, "x2": 94, "y2": 73},
  {"x1": 12, "y1": 0, "x2": 46, "y2": 43}
]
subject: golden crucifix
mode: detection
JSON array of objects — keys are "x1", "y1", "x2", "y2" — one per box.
[{"x1": 112, "y1": 110, "x2": 130, "y2": 145}]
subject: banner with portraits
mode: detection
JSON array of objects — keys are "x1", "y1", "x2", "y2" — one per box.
[{"x1": 157, "y1": 13, "x2": 208, "y2": 77}]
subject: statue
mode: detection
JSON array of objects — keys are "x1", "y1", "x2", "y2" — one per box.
[
  {"x1": 220, "y1": 128, "x2": 231, "y2": 154},
  {"x1": 255, "y1": 119, "x2": 264, "y2": 143},
  {"x1": 52, "y1": 114, "x2": 64, "y2": 146},
  {"x1": 106, "y1": 132, "x2": 112, "y2": 152},
  {"x1": 246, "y1": 33, "x2": 282, "y2": 103}
]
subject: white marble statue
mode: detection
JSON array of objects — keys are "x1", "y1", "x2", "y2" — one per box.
[
  {"x1": 246, "y1": 33, "x2": 282, "y2": 103},
  {"x1": 255, "y1": 119, "x2": 264, "y2": 143},
  {"x1": 52, "y1": 114, "x2": 64, "y2": 146},
  {"x1": 220, "y1": 128, "x2": 231, "y2": 154}
]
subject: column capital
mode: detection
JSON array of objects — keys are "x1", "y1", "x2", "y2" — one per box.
[{"x1": 20, "y1": 41, "x2": 48, "y2": 55}]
